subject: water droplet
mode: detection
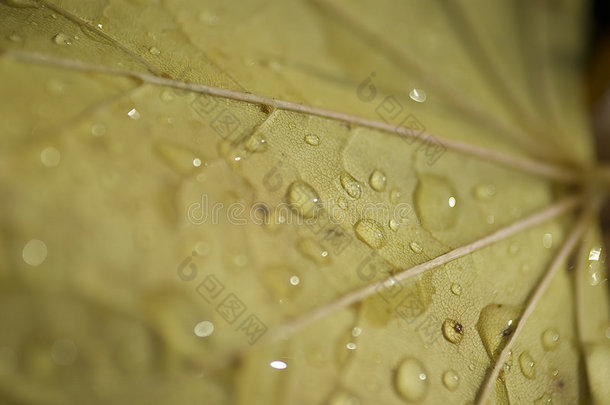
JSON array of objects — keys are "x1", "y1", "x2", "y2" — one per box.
[
  {"x1": 22, "y1": 239, "x2": 47, "y2": 266},
  {"x1": 389, "y1": 219, "x2": 400, "y2": 231},
  {"x1": 354, "y1": 219, "x2": 386, "y2": 249},
  {"x1": 289, "y1": 275, "x2": 300, "y2": 286},
  {"x1": 286, "y1": 181, "x2": 321, "y2": 219},
  {"x1": 442, "y1": 369, "x2": 459, "y2": 391},
  {"x1": 127, "y1": 108, "x2": 141, "y2": 120},
  {"x1": 450, "y1": 283, "x2": 462, "y2": 296},
  {"x1": 476, "y1": 303, "x2": 521, "y2": 359},
  {"x1": 352, "y1": 327, "x2": 362, "y2": 337},
  {"x1": 409, "y1": 88, "x2": 426, "y2": 103},
  {"x1": 414, "y1": 174, "x2": 458, "y2": 230},
  {"x1": 534, "y1": 393, "x2": 553, "y2": 405},
  {"x1": 155, "y1": 142, "x2": 199, "y2": 174},
  {"x1": 194, "y1": 321, "x2": 214, "y2": 337},
  {"x1": 340, "y1": 172, "x2": 362, "y2": 199},
  {"x1": 542, "y1": 233, "x2": 553, "y2": 249},
  {"x1": 244, "y1": 131, "x2": 267, "y2": 153},
  {"x1": 518, "y1": 351, "x2": 536, "y2": 379},
  {"x1": 304, "y1": 134, "x2": 320, "y2": 146},
  {"x1": 270, "y1": 360, "x2": 287, "y2": 370},
  {"x1": 395, "y1": 357, "x2": 428, "y2": 402},
  {"x1": 473, "y1": 184, "x2": 496, "y2": 201},
  {"x1": 541, "y1": 329, "x2": 560, "y2": 350},
  {"x1": 346, "y1": 342, "x2": 357, "y2": 350},
  {"x1": 389, "y1": 189, "x2": 402, "y2": 204},
  {"x1": 50, "y1": 339, "x2": 77, "y2": 365},
  {"x1": 261, "y1": 265, "x2": 301, "y2": 302},
  {"x1": 40, "y1": 147, "x2": 61, "y2": 167},
  {"x1": 442, "y1": 319, "x2": 464, "y2": 344},
  {"x1": 8, "y1": 33, "x2": 23, "y2": 42},
  {"x1": 148, "y1": 46, "x2": 160, "y2": 55},
  {"x1": 192, "y1": 158, "x2": 202, "y2": 167},
  {"x1": 91, "y1": 122, "x2": 106, "y2": 136},
  {"x1": 96, "y1": 23, "x2": 103, "y2": 29},
  {"x1": 297, "y1": 238, "x2": 329, "y2": 264},
  {"x1": 337, "y1": 197, "x2": 349, "y2": 210},
  {"x1": 53, "y1": 33, "x2": 71, "y2": 45},
  {"x1": 369, "y1": 169, "x2": 387, "y2": 192},
  {"x1": 409, "y1": 241, "x2": 423, "y2": 254}
]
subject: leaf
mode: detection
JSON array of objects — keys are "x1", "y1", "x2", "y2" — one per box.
[{"x1": 0, "y1": 0, "x2": 608, "y2": 404}]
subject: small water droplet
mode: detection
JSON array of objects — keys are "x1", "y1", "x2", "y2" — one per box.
[
  {"x1": 542, "y1": 233, "x2": 553, "y2": 249},
  {"x1": 450, "y1": 283, "x2": 462, "y2": 296},
  {"x1": 409, "y1": 241, "x2": 423, "y2": 254},
  {"x1": 53, "y1": 33, "x2": 71, "y2": 45},
  {"x1": 127, "y1": 108, "x2": 141, "y2": 120},
  {"x1": 304, "y1": 134, "x2": 320, "y2": 146},
  {"x1": 541, "y1": 329, "x2": 560, "y2": 350},
  {"x1": 22, "y1": 239, "x2": 47, "y2": 266},
  {"x1": 194, "y1": 321, "x2": 214, "y2": 337},
  {"x1": 369, "y1": 169, "x2": 387, "y2": 192},
  {"x1": 244, "y1": 131, "x2": 267, "y2": 153},
  {"x1": 91, "y1": 122, "x2": 106, "y2": 136},
  {"x1": 518, "y1": 351, "x2": 536, "y2": 379},
  {"x1": 409, "y1": 88, "x2": 426, "y2": 103},
  {"x1": 340, "y1": 172, "x2": 362, "y2": 199},
  {"x1": 269, "y1": 360, "x2": 287, "y2": 370},
  {"x1": 297, "y1": 238, "x2": 329, "y2": 264},
  {"x1": 442, "y1": 319, "x2": 464, "y2": 344},
  {"x1": 389, "y1": 219, "x2": 400, "y2": 231},
  {"x1": 8, "y1": 33, "x2": 23, "y2": 42},
  {"x1": 50, "y1": 339, "x2": 77, "y2": 365},
  {"x1": 473, "y1": 184, "x2": 496, "y2": 201},
  {"x1": 155, "y1": 142, "x2": 200, "y2": 174},
  {"x1": 389, "y1": 189, "x2": 402, "y2": 204},
  {"x1": 346, "y1": 342, "x2": 357, "y2": 350},
  {"x1": 192, "y1": 158, "x2": 202, "y2": 167},
  {"x1": 286, "y1": 181, "x2": 321, "y2": 219},
  {"x1": 289, "y1": 275, "x2": 300, "y2": 286},
  {"x1": 395, "y1": 357, "x2": 428, "y2": 402},
  {"x1": 148, "y1": 46, "x2": 161, "y2": 55},
  {"x1": 354, "y1": 219, "x2": 386, "y2": 249},
  {"x1": 40, "y1": 147, "x2": 61, "y2": 167},
  {"x1": 414, "y1": 174, "x2": 458, "y2": 230},
  {"x1": 96, "y1": 23, "x2": 103, "y2": 29},
  {"x1": 476, "y1": 303, "x2": 521, "y2": 359},
  {"x1": 442, "y1": 369, "x2": 459, "y2": 391},
  {"x1": 534, "y1": 393, "x2": 553, "y2": 405},
  {"x1": 352, "y1": 327, "x2": 362, "y2": 337}
]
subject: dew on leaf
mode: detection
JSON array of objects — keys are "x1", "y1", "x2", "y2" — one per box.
[
  {"x1": 351, "y1": 327, "x2": 362, "y2": 337},
  {"x1": 148, "y1": 46, "x2": 161, "y2": 55},
  {"x1": 389, "y1": 219, "x2": 400, "y2": 231},
  {"x1": 409, "y1": 241, "x2": 423, "y2": 254},
  {"x1": 414, "y1": 174, "x2": 458, "y2": 230},
  {"x1": 40, "y1": 147, "x2": 61, "y2": 168},
  {"x1": 127, "y1": 108, "x2": 141, "y2": 120},
  {"x1": 340, "y1": 172, "x2": 362, "y2": 199},
  {"x1": 53, "y1": 33, "x2": 71, "y2": 45},
  {"x1": 304, "y1": 134, "x2": 320, "y2": 146},
  {"x1": 286, "y1": 180, "x2": 321, "y2": 219},
  {"x1": 442, "y1": 319, "x2": 464, "y2": 344},
  {"x1": 244, "y1": 132, "x2": 267, "y2": 153},
  {"x1": 450, "y1": 283, "x2": 462, "y2": 296},
  {"x1": 193, "y1": 321, "x2": 214, "y2": 337},
  {"x1": 476, "y1": 303, "x2": 521, "y2": 359},
  {"x1": 442, "y1": 369, "x2": 459, "y2": 391},
  {"x1": 395, "y1": 357, "x2": 428, "y2": 402},
  {"x1": 261, "y1": 265, "x2": 300, "y2": 301},
  {"x1": 369, "y1": 169, "x2": 387, "y2": 191},
  {"x1": 541, "y1": 329, "x2": 560, "y2": 350},
  {"x1": 289, "y1": 275, "x2": 300, "y2": 286},
  {"x1": 518, "y1": 351, "x2": 536, "y2": 379},
  {"x1": 22, "y1": 239, "x2": 47, "y2": 266},
  {"x1": 269, "y1": 360, "x2": 287, "y2": 370},
  {"x1": 542, "y1": 233, "x2": 553, "y2": 249},
  {"x1": 354, "y1": 219, "x2": 386, "y2": 249},
  {"x1": 389, "y1": 188, "x2": 402, "y2": 204}
]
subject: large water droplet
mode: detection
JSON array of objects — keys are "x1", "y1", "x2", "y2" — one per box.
[
  {"x1": 286, "y1": 181, "x2": 320, "y2": 219},
  {"x1": 442, "y1": 319, "x2": 464, "y2": 344},
  {"x1": 414, "y1": 174, "x2": 458, "y2": 230},
  {"x1": 354, "y1": 219, "x2": 386, "y2": 249},
  {"x1": 148, "y1": 46, "x2": 161, "y2": 55},
  {"x1": 518, "y1": 351, "x2": 536, "y2": 379},
  {"x1": 369, "y1": 169, "x2": 387, "y2": 192},
  {"x1": 395, "y1": 357, "x2": 428, "y2": 402},
  {"x1": 340, "y1": 172, "x2": 362, "y2": 199},
  {"x1": 409, "y1": 88, "x2": 426, "y2": 103},
  {"x1": 476, "y1": 304, "x2": 521, "y2": 359},
  {"x1": 22, "y1": 239, "x2": 47, "y2": 266},
  {"x1": 541, "y1": 329, "x2": 560, "y2": 350},
  {"x1": 442, "y1": 369, "x2": 459, "y2": 391}
]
